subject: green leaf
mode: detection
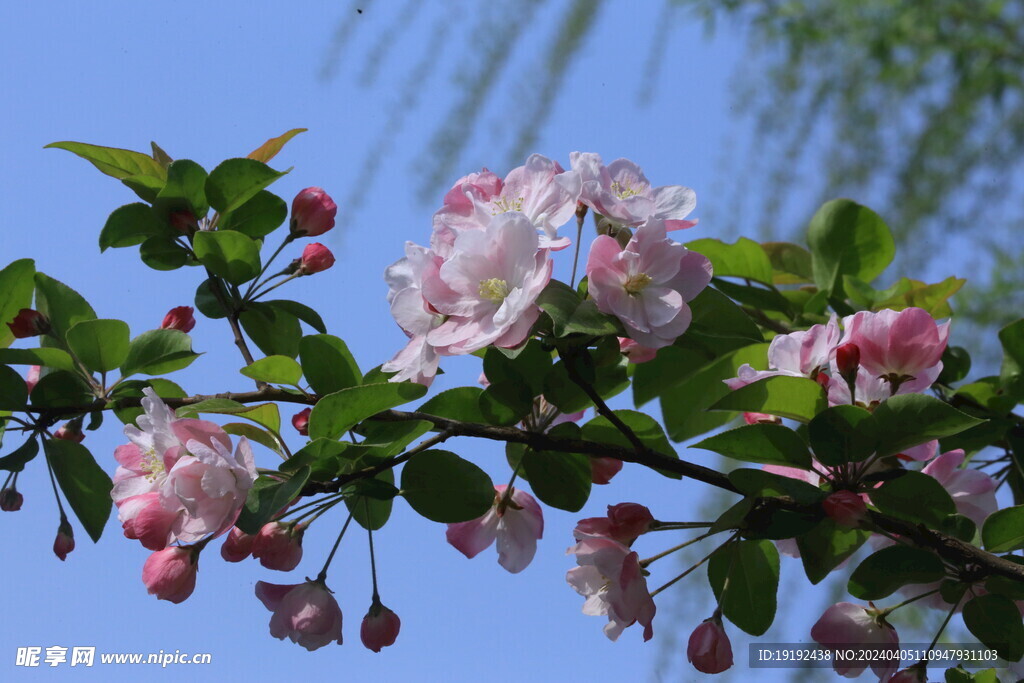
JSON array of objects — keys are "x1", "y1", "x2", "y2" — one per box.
[
  {"x1": 309, "y1": 382, "x2": 427, "y2": 440},
  {"x1": 0, "y1": 365, "x2": 28, "y2": 410},
  {"x1": 247, "y1": 128, "x2": 307, "y2": 163},
  {"x1": 194, "y1": 279, "x2": 228, "y2": 319},
  {"x1": 982, "y1": 505, "x2": 1024, "y2": 553},
  {"x1": 400, "y1": 449, "x2": 494, "y2": 523},
  {"x1": 522, "y1": 433, "x2": 592, "y2": 511},
  {"x1": 847, "y1": 546, "x2": 946, "y2": 600},
  {"x1": 298, "y1": 334, "x2": 361, "y2": 394},
  {"x1": 483, "y1": 341, "x2": 552, "y2": 397},
  {"x1": 0, "y1": 438, "x2": 38, "y2": 472},
  {"x1": 205, "y1": 158, "x2": 288, "y2": 214},
  {"x1": 219, "y1": 190, "x2": 287, "y2": 238},
  {"x1": 175, "y1": 399, "x2": 281, "y2": 433},
  {"x1": 796, "y1": 518, "x2": 870, "y2": 584},
  {"x1": 633, "y1": 345, "x2": 711, "y2": 407},
  {"x1": 345, "y1": 465, "x2": 396, "y2": 531},
  {"x1": 808, "y1": 405, "x2": 879, "y2": 466},
  {"x1": 728, "y1": 468, "x2": 826, "y2": 505},
  {"x1": 418, "y1": 387, "x2": 487, "y2": 423},
  {"x1": 535, "y1": 280, "x2": 622, "y2": 337},
  {"x1": 121, "y1": 172, "x2": 165, "y2": 203},
  {"x1": 708, "y1": 540, "x2": 779, "y2": 636},
  {"x1": 110, "y1": 379, "x2": 186, "y2": 425},
  {"x1": 46, "y1": 141, "x2": 167, "y2": 181},
  {"x1": 240, "y1": 355, "x2": 303, "y2": 386},
  {"x1": 686, "y1": 237, "x2": 774, "y2": 284},
  {"x1": 99, "y1": 203, "x2": 164, "y2": 251},
  {"x1": 222, "y1": 422, "x2": 282, "y2": 454},
  {"x1": 33, "y1": 272, "x2": 96, "y2": 343},
  {"x1": 66, "y1": 319, "x2": 130, "y2": 373},
  {"x1": 150, "y1": 141, "x2": 173, "y2": 168},
  {"x1": 807, "y1": 199, "x2": 895, "y2": 295},
  {"x1": 240, "y1": 302, "x2": 301, "y2": 358},
  {"x1": 871, "y1": 471, "x2": 957, "y2": 527},
  {"x1": 139, "y1": 236, "x2": 188, "y2": 271},
  {"x1": 687, "y1": 287, "x2": 765, "y2": 343},
  {"x1": 265, "y1": 300, "x2": 327, "y2": 334},
  {"x1": 761, "y1": 241, "x2": 814, "y2": 284},
  {"x1": 192, "y1": 230, "x2": 261, "y2": 285},
  {"x1": 582, "y1": 410, "x2": 677, "y2": 458},
  {"x1": 0, "y1": 259, "x2": 35, "y2": 349},
  {"x1": 0, "y1": 348, "x2": 74, "y2": 372},
  {"x1": 693, "y1": 423, "x2": 812, "y2": 469},
  {"x1": 30, "y1": 371, "x2": 91, "y2": 408},
  {"x1": 235, "y1": 467, "x2": 310, "y2": 535},
  {"x1": 712, "y1": 279, "x2": 795, "y2": 318},
  {"x1": 709, "y1": 375, "x2": 827, "y2": 423},
  {"x1": 872, "y1": 394, "x2": 984, "y2": 457},
  {"x1": 45, "y1": 439, "x2": 113, "y2": 542},
  {"x1": 121, "y1": 329, "x2": 199, "y2": 377},
  {"x1": 154, "y1": 159, "x2": 209, "y2": 218},
  {"x1": 544, "y1": 354, "x2": 629, "y2": 414},
  {"x1": 283, "y1": 439, "x2": 346, "y2": 481},
  {"x1": 962, "y1": 594, "x2": 1024, "y2": 662}
]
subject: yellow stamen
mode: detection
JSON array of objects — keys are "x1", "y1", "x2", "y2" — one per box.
[
  {"x1": 624, "y1": 272, "x2": 652, "y2": 295},
  {"x1": 478, "y1": 278, "x2": 510, "y2": 304},
  {"x1": 140, "y1": 448, "x2": 165, "y2": 482},
  {"x1": 611, "y1": 181, "x2": 641, "y2": 199},
  {"x1": 491, "y1": 195, "x2": 525, "y2": 214}
]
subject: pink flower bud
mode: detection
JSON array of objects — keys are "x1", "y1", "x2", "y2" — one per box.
[
  {"x1": 142, "y1": 546, "x2": 198, "y2": 604},
  {"x1": 54, "y1": 423, "x2": 85, "y2": 443},
  {"x1": 618, "y1": 337, "x2": 657, "y2": 364},
  {"x1": 160, "y1": 306, "x2": 196, "y2": 333},
  {"x1": 575, "y1": 502, "x2": 654, "y2": 545},
  {"x1": 256, "y1": 580, "x2": 343, "y2": 651},
  {"x1": 298, "y1": 243, "x2": 335, "y2": 275},
  {"x1": 25, "y1": 365, "x2": 41, "y2": 394},
  {"x1": 290, "y1": 187, "x2": 337, "y2": 237},
  {"x1": 220, "y1": 526, "x2": 255, "y2": 563},
  {"x1": 291, "y1": 408, "x2": 311, "y2": 436},
  {"x1": 53, "y1": 520, "x2": 75, "y2": 561},
  {"x1": 822, "y1": 490, "x2": 868, "y2": 528},
  {"x1": 0, "y1": 487, "x2": 23, "y2": 512},
  {"x1": 168, "y1": 211, "x2": 198, "y2": 233},
  {"x1": 814, "y1": 370, "x2": 831, "y2": 390},
  {"x1": 252, "y1": 522, "x2": 305, "y2": 571},
  {"x1": 687, "y1": 617, "x2": 734, "y2": 674},
  {"x1": 835, "y1": 342, "x2": 861, "y2": 381},
  {"x1": 589, "y1": 456, "x2": 623, "y2": 485},
  {"x1": 360, "y1": 599, "x2": 401, "y2": 653},
  {"x1": 7, "y1": 308, "x2": 50, "y2": 338},
  {"x1": 743, "y1": 412, "x2": 781, "y2": 425}
]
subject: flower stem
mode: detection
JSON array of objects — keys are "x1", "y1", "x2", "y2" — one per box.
[
  {"x1": 43, "y1": 448, "x2": 68, "y2": 521},
  {"x1": 316, "y1": 511, "x2": 354, "y2": 583},
  {"x1": 366, "y1": 499, "x2": 380, "y2": 601},
  {"x1": 244, "y1": 234, "x2": 295, "y2": 301},
  {"x1": 649, "y1": 532, "x2": 738, "y2": 598},
  {"x1": 640, "y1": 531, "x2": 716, "y2": 568},
  {"x1": 569, "y1": 206, "x2": 587, "y2": 288}
]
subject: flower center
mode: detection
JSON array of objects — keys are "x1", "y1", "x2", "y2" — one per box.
[
  {"x1": 478, "y1": 278, "x2": 510, "y2": 304},
  {"x1": 140, "y1": 448, "x2": 166, "y2": 482},
  {"x1": 491, "y1": 195, "x2": 524, "y2": 214},
  {"x1": 623, "y1": 272, "x2": 652, "y2": 295},
  {"x1": 611, "y1": 181, "x2": 641, "y2": 199}
]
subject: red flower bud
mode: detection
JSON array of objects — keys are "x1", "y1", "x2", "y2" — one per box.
[
  {"x1": 54, "y1": 423, "x2": 85, "y2": 443},
  {"x1": 360, "y1": 599, "x2": 401, "y2": 653},
  {"x1": 53, "y1": 520, "x2": 75, "y2": 561},
  {"x1": 7, "y1": 309, "x2": 50, "y2": 338},
  {"x1": 160, "y1": 306, "x2": 196, "y2": 333},
  {"x1": 220, "y1": 526, "x2": 255, "y2": 563},
  {"x1": 252, "y1": 522, "x2": 305, "y2": 571},
  {"x1": 836, "y1": 342, "x2": 861, "y2": 380},
  {"x1": 687, "y1": 617, "x2": 733, "y2": 674},
  {"x1": 822, "y1": 490, "x2": 868, "y2": 528},
  {"x1": 298, "y1": 243, "x2": 335, "y2": 275},
  {"x1": 290, "y1": 187, "x2": 337, "y2": 237},
  {"x1": 589, "y1": 456, "x2": 623, "y2": 485},
  {"x1": 291, "y1": 408, "x2": 311, "y2": 436},
  {"x1": 0, "y1": 487, "x2": 23, "y2": 512}
]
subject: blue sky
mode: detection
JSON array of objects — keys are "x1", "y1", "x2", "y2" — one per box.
[{"x1": 0, "y1": 3, "x2": 989, "y2": 682}]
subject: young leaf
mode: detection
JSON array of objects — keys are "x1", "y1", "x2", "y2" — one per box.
[
  {"x1": 247, "y1": 128, "x2": 308, "y2": 163},
  {"x1": 66, "y1": 319, "x2": 130, "y2": 373},
  {"x1": 154, "y1": 159, "x2": 209, "y2": 219},
  {"x1": 45, "y1": 439, "x2": 113, "y2": 542},
  {"x1": 0, "y1": 348, "x2": 75, "y2": 373},
  {"x1": 0, "y1": 437, "x2": 38, "y2": 472},
  {"x1": 205, "y1": 158, "x2": 288, "y2": 214},
  {"x1": 400, "y1": 449, "x2": 494, "y2": 523},
  {"x1": 46, "y1": 141, "x2": 168, "y2": 181},
  {"x1": 240, "y1": 302, "x2": 301, "y2": 359},
  {"x1": 265, "y1": 300, "x2": 327, "y2": 334}
]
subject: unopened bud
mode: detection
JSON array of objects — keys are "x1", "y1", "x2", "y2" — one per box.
[
  {"x1": 54, "y1": 422, "x2": 85, "y2": 443},
  {"x1": 53, "y1": 520, "x2": 75, "y2": 561},
  {"x1": 298, "y1": 243, "x2": 335, "y2": 275},
  {"x1": 160, "y1": 306, "x2": 196, "y2": 333},
  {"x1": 0, "y1": 487, "x2": 23, "y2": 512},
  {"x1": 835, "y1": 343, "x2": 861, "y2": 382},
  {"x1": 291, "y1": 408, "x2": 311, "y2": 436},
  {"x1": 7, "y1": 309, "x2": 50, "y2": 338},
  {"x1": 822, "y1": 490, "x2": 867, "y2": 528},
  {"x1": 290, "y1": 187, "x2": 337, "y2": 237},
  {"x1": 360, "y1": 598, "x2": 401, "y2": 653}
]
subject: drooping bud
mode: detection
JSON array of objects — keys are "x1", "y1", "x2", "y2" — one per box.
[
  {"x1": 53, "y1": 520, "x2": 75, "y2": 561},
  {"x1": 220, "y1": 526, "x2": 255, "y2": 563},
  {"x1": 142, "y1": 546, "x2": 199, "y2": 603},
  {"x1": 298, "y1": 243, "x2": 335, "y2": 275},
  {"x1": 25, "y1": 365, "x2": 41, "y2": 394},
  {"x1": 7, "y1": 309, "x2": 50, "y2": 338},
  {"x1": 291, "y1": 408, "x2": 311, "y2": 436},
  {"x1": 822, "y1": 490, "x2": 868, "y2": 528},
  {"x1": 687, "y1": 616, "x2": 734, "y2": 674},
  {"x1": 360, "y1": 598, "x2": 401, "y2": 653},
  {"x1": 290, "y1": 187, "x2": 337, "y2": 237},
  {"x1": 836, "y1": 342, "x2": 861, "y2": 383},
  {"x1": 160, "y1": 306, "x2": 196, "y2": 333},
  {"x1": 0, "y1": 487, "x2": 23, "y2": 512},
  {"x1": 252, "y1": 521, "x2": 305, "y2": 571},
  {"x1": 54, "y1": 422, "x2": 85, "y2": 443}
]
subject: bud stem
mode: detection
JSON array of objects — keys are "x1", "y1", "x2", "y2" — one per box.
[{"x1": 316, "y1": 511, "x2": 354, "y2": 584}]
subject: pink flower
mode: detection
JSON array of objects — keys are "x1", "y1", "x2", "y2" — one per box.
[
  {"x1": 574, "y1": 503, "x2": 654, "y2": 546},
  {"x1": 252, "y1": 522, "x2": 305, "y2": 571},
  {"x1": 25, "y1": 365, "x2": 40, "y2": 394},
  {"x1": 0, "y1": 487, "x2": 22, "y2": 511},
  {"x1": 570, "y1": 152, "x2": 697, "y2": 231},
  {"x1": 53, "y1": 521, "x2": 75, "y2": 561},
  {"x1": 446, "y1": 485, "x2": 544, "y2": 574},
  {"x1": 220, "y1": 526, "x2": 255, "y2": 563},
  {"x1": 383, "y1": 243, "x2": 445, "y2": 386},
  {"x1": 590, "y1": 456, "x2": 624, "y2": 485},
  {"x1": 811, "y1": 602, "x2": 899, "y2": 680},
  {"x1": 53, "y1": 422, "x2": 85, "y2": 443},
  {"x1": 922, "y1": 449, "x2": 997, "y2": 527},
  {"x1": 7, "y1": 308, "x2": 50, "y2": 338},
  {"x1": 255, "y1": 580, "x2": 343, "y2": 651},
  {"x1": 432, "y1": 154, "x2": 580, "y2": 252},
  {"x1": 360, "y1": 599, "x2": 401, "y2": 653},
  {"x1": 298, "y1": 243, "x2": 335, "y2": 274},
  {"x1": 142, "y1": 546, "x2": 199, "y2": 604},
  {"x1": 727, "y1": 315, "x2": 840, "y2": 390},
  {"x1": 290, "y1": 187, "x2": 337, "y2": 237},
  {"x1": 687, "y1": 617, "x2": 734, "y2": 674},
  {"x1": 566, "y1": 535, "x2": 656, "y2": 641},
  {"x1": 843, "y1": 308, "x2": 949, "y2": 392},
  {"x1": 586, "y1": 218, "x2": 712, "y2": 349},
  {"x1": 822, "y1": 491, "x2": 868, "y2": 528},
  {"x1": 425, "y1": 212, "x2": 553, "y2": 354},
  {"x1": 291, "y1": 408, "x2": 310, "y2": 436},
  {"x1": 744, "y1": 412, "x2": 781, "y2": 425},
  {"x1": 618, "y1": 337, "x2": 657, "y2": 364},
  {"x1": 160, "y1": 306, "x2": 196, "y2": 333}
]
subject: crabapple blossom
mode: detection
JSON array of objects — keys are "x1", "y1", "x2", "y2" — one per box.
[
  {"x1": 574, "y1": 503, "x2": 654, "y2": 546},
  {"x1": 160, "y1": 306, "x2": 195, "y2": 333},
  {"x1": 383, "y1": 242, "x2": 445, "y2": 386},
  {"x1": 291, "y1": 408, "x2": 311, "y2": 436},
  {"x1": 251, "y1": 522, "x2": 305, "y2": 571},
  {"x1": 298, "y1": 242, "x2": 335, "y2": 274},
  {"x1": 220, "y1": 526, "x2": 255, "y2": 563},
  {"x1": 432, "y1": 154, "x2": 580, "y2": 251},
  {"x1": 360, "y1": 599, "x2": 401, "y2": 653},
  {"x1": 424, "y1": 212, "x2": 552, "y2": 354},
  {"x1": 822, "y1": 491, "x2": 868, "y2": 528},
  {"x1": 142, "y1": 546, "x2": 198, "y2": 604},
  {"x1": 843, "y1": 308, "x2": 949, "y2": 392},
  {"x1": 446, "y1": 485, "x2": 544, "y2": 574},
  {"x1": 811, "y1": 602, "x2": 899, "y2": 680},
  {"x1": 727, "y1": 315, "x2": 840, "y2": 390},
  {"x1": 290, "y1": 187, "x2": 337, "y2": 237},
  {"x1": 570, "y1": 152, "x2": 697, "y2": 231},
  {"x1": 566, "y1": 535, "x2": 656, "y2": 641},
  {"x1": 53, "y1": 520, "x2": 74, "y2": 561},
  {"x1": 6, "y1": 308, "x2": 49, "y2": 338},
  {"x1": 687, "y1": 617, "x2": 734, "y2": 674},
  {"x1": 256, "y1": 580, "x2": 344, "y2": 651},
  {"x1": 589, "y1": 456, "x2": 624, "y2": 485},
  {"x1": 586, "y1": 218, "x2": 712, "y2": 349},
  {"x1": 922, "y1": 449, "x2": 998, "y2": 527}
]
